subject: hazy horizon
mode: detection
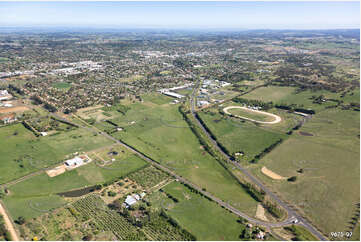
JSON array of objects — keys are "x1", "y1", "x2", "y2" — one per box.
[{"x1": 0, "y1": 1, "x2": 359, "y2": 30}]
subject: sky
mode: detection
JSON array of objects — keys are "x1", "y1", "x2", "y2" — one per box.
[{"x1": 0, "y1": 1, "x2": 359, "y2": 30}]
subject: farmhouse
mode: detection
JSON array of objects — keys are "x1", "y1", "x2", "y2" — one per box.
[
  {"x1": 123, "y1": 192, "x2": 146, "y2": 208},
  {"x1": 64, "y1": 155, "x2": 90, "y2": 169},
  {"x1": 124, "y1": 195, "x2": 137, "y2": 208},
  {"x1": 0, "y1": 90, "x2": 12, "y2": 101}
]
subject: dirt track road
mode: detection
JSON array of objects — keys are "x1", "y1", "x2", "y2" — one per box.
[
  {"x1": 0, "y1": 202, "x2": 19, "y2": 241},
  {"x1": 223, "y1": 106, "x2": 282, "y2": 124}
]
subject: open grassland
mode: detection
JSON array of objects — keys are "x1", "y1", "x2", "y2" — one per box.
[
  {"x1": 198, "y1": 110, "x2": 286, "y2": 162},
  {"x1": 284, "y1": 225, "x2": 319, "y2": 241},
  {"x1": 174, "y1": 88, "x2": 193, "y2": 96},
  {"x1": 96, "y1": 96, "x2": 259, "y2": 216},
  {"x1": 250, "y1": 108, "x2": 360, "y2": 236},
  {"x1": 341, "y1": 88, "x2": 360, "y2": 104},
  {"x1": 141, "y1": 92, "x2": 174, "y2": 105},
  {"x1": 241, "y1": 86, "x2": 345, "y2": 111},
  {"x1": 76, "y1": 105, "x2": 114, "y2": 122},
  {"x1": 51, "y1": 82, "x2": 71, "y2": 90},
  {"x1": 0, "y1": 123, "x2": 113, "y2": 183},
  {"x1": 3, "y1": 146, "x2": 147, "y2": 220},
  {"x1": 149, "y1": 182, "x2": 247, "y2": 241}
]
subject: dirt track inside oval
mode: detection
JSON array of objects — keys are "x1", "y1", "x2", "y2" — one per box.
[{"x1": 223, "y1": 106, "x2": 282, "y2": 124}]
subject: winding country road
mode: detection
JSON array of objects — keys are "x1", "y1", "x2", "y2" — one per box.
[{"x1": 190, "y1": 79, "x2": 327, "y2": 241}]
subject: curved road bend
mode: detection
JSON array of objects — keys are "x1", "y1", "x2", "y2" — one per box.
[{"x1": 190, "y1": 80, "x2": 327, "y2": 241}]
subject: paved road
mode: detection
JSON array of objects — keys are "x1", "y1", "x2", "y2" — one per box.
[{"x1": 190, "y1": 79, "x2": 328, "y2": 241}]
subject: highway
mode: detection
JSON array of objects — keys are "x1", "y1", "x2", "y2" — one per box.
[{"x1": 190, "y1": 79, "x2": 328, "y2": 241}]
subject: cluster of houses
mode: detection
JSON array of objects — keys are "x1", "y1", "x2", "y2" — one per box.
[
  {"x1": 0, "y1": 70, "x2": 35, "y2": 79},
  {"x1": 0, "y1": 90, "x2": 16, "y2": 124},
  {"x1": 123, "y1": 192, "x2": 146, "y2": 208},
  {"x1": 202, "y1": 79, "x2": 231, "y2": 89},
  {"x1": 196, "y1": 79, "x2": 231, "y2": 108},
  {"x1": 0, "y1": 113, "x2": 17, "y2": 124},
  {"x1": 49, "y1": 61, "x2": 103, "y2": 76}
]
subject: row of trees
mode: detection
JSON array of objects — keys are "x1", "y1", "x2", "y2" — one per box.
[{"x1": 232, "y1": 97, "x2": 274, "y2": 110}]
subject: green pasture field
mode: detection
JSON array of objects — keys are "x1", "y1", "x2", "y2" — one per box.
[
  {"x1": 227, "y1": 107, "x2": 275, "y2": 122},
  {"x1": 81, "y1": 147, "x2": 147, "y2": 184},
  {"x1": 284, "y1": 225, "x2": 318, "y2": 241},
  {"x1": 198, "y1": 110, "x2": 286, "y2": 162},
  {"x1": 350, "y1": 222, "x2": 360, "y2": 241},
  {"x1": 76, "y1": 105, "x2": 117, "y2": 123},
  {"x1": 51, "y1": 82, "x2": 71, "y2": 90},
  {"x1": 148, "y1": 181, "x2": 247, "y2": 241},
  {"x1": 241, "y1": 86, "x2": 345, "y2": 111},
  {"x1": 96, "y1": 97, "x2": 259, "y2": 215},
  {"x1": 0, "y1": 123, "x2": 113, "y2": 183},
  {"x1": 141, "y1": 93, "x2": 174, "y2": 105},
  {"x1": 174, "y1": 88, "x2": 193, "y2": 96},
  {"x1": 3, "y1": 149, "x2": 146, "y2": 219},
  {"x1": 3, "y1": 195, "x2": 68, "y2": 221},
  {"x1": 341, "y1": 88, "x2": 360, "y2": 104},
  {"x1": 249, "y1": 108, "x2": 360, "y2": 236}
]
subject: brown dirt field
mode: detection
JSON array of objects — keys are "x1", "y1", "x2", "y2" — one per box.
[
  {"x1": 0, "y1": 106, "x2": 29, "y2": 114},
  {"x1": 100, "y1": 179, "x2": 140, "y2": 204},
  {"x1": 255, "y1": 204, "x2": 269, "y2": 221},
  {"x1": 261, "y1": 166, "x2": 286, "y2": 180},
  {"x1": 46, "y1": 165, "x2": 66, "y2": 177}
]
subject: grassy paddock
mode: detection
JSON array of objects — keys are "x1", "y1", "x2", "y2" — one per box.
[
  {"x1": 149, "y1": 182, "x2": 247, "y2": 240},
  {"x1": 198, "y1": 110, "x2": 286, "y2": 162},
  {"x1": 0, "y1": 123, "x2": 113, "y2": 183},
  {"x1": 51, "y1": 82, "x2": 71, "y2": 90},
  {"x1": 96, "y1": 97, "x2": 259, "y2": 215},
  {"x1": 250, "y1": 108, "x2": 359, "y2": 235},
  {"x1": 241, "y1": 86, "x2": 344, "y2": 111}
]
